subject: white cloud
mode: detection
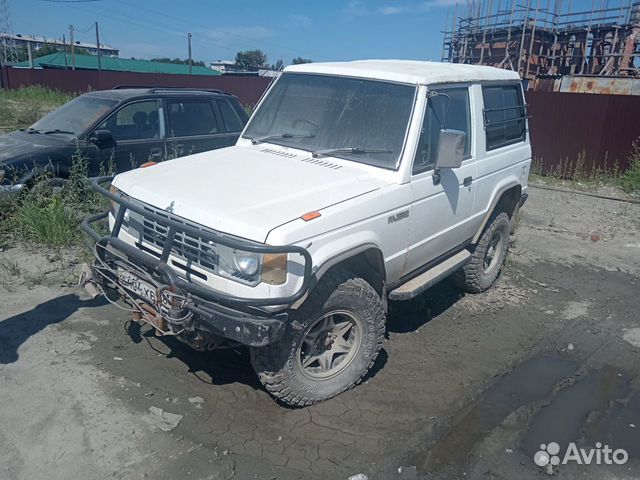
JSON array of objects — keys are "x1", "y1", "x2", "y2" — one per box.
[{"x1": 346, "y1": 0, "x2": 454, "y2": 16}]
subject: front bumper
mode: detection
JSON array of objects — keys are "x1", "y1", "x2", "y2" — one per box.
[
  {"x1": 0, "y1": 183, "x2": 25, "y2": 196},
  {"x1": 81, "y1": 176, "x2": 313, "y2": 347}
]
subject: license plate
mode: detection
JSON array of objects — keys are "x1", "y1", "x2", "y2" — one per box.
[{"x1": 116, "y1": 269, "x2": 167, "y2": 307}]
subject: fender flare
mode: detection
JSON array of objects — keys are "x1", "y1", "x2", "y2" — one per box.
[
  {"x1": 472, "y1": 182, "x2": 522, "y2": 244},
  {"x1": 291, "y1": 242, "x2": 386, "y2": 309}
]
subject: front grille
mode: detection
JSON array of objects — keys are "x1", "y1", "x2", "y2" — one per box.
[{"x1": 140, "y1": 205, "x2": 218, "y2": 274}]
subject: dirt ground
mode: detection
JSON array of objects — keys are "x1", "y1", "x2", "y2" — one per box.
[{"x1": 1, "y1": 185, "x2": 639, "y2": 480}]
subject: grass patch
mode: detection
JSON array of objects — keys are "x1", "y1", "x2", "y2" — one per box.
[
  {"x1": 530, "y1": 146, "x2": 640, "y2": 196},
  {"x1": 15, "y1": 195, "x2": 79, "y2": 247},
  {"x1": 618, "y1": 142, "x2": 640, "y2": 195},
  {"x1": 0, "y1": 85, "x2": 75, "y2": 131}
]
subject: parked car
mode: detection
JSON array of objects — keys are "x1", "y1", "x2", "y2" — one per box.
[
  {"x1": 82, "y1": 60, "x2": 531, "y2": 406},
  {"x1": 0, "y1": 87, "x2": 248, "y2": 194}
]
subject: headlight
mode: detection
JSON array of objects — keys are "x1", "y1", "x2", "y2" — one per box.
[
  {"x1": 233, "y1": 251, "x2": 260, "y2": 276},
  {"x1": 217, "y1": 244, "x2": 262, "y2": 284},
  {"x1": 217, "y1": 246, "x2": 288, "y2": 286}
]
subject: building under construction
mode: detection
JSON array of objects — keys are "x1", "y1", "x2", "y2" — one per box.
[{"x1": 442, "y1": 0, "x2": 640, "y2": 82}]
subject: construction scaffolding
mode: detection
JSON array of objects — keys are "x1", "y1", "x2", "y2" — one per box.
[{"x1": 441, "y1": 0, "x2": 640, "y2": 79}]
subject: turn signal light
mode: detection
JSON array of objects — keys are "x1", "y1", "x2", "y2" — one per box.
[
  {"x1": 262, "y1": 253, "x2": 287, "y2": 285},
  {"x1": 140, "y1": 161, "x2": 157, "y2": 168},
  {"x1": 301, "y1": 211, "x2": 321, "y2": 221}
]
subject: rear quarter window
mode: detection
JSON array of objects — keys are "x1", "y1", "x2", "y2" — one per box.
[{"x1": 482, "y1": 84, "x2": 527, "y2": 151}]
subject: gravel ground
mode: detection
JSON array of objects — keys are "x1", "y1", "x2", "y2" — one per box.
[{"x1": 0, "y1": 185, "x2": 639, "y2": 480}]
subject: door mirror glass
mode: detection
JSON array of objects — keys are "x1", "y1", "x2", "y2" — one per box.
[
  {"x1": 435, "y1": 129, "x2": 466, "y2": 169},
  {"x1": 90, "y1": 129, "x2": 115, "y2": 148}
]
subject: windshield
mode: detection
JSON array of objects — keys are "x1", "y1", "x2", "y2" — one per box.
[
  {"x1": 243, "y1": 73, "x2": 416, "y2": 168},
  {"x1": 30, "y1": 95, "x2": 117, "y2": 136}
]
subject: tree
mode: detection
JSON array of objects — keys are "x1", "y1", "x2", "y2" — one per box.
[
  {"x1": 235, "y1": 49, "x2": 268, "y2": 71},
  {"x1": 292, "y1": 57, "x2": 312, "y2": 65},
  {"x1": 17, "y1": 43, "x2": 63, "y2": 62},
  {"x1": 150, "y1": 57, "x2": 206, "y2": 67},
  {"x1": 271, "y1": 58, "x2": 284, "y2": 71}
]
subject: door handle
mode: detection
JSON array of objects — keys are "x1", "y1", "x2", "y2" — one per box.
[{"x1": 463, "y1": 176, "x2": 473, "y2": 187}]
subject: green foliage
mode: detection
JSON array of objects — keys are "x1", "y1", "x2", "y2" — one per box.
[
  {"x1": 0, "y1": 85, "x2": 74, "y2": 105},
  {"x1": 292, "y1": 57, "x2": 312, "y2": 65},
  {"x1": 271, "y1": 59, "x2": 284, "y2": 71},
  {"x1": 150, "y1": 57, "x2": 206, "y2": 67},
  {"x1": 15, "y1": 194, "x2": 79, "y2": 247},
  {"x1": 619, "y1": 142, "x2": 640, "y2": 194},
  {"x1": 235, "y1": 49, "x2": 268, "y2": 71},
  {"x1": 0, "y1": 86, "x2": 75, "y2": 131}
]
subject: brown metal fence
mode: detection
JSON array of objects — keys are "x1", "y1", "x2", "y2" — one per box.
[
  {"x1": 525, "y1": 91, "x2": 640, "y2": 174},
  {"x1": 0, "y1": 67, "x2": 272, "y2": 106},
  {"x1": 2, "y1": 67, "x2": 639, "y2": 174}
]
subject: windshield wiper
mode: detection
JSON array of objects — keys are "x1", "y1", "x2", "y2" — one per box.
[
  {"x1": 43, "y1": 129, "x2": 75, "y2": 135},
  {"x1": 250, "y1": 132, "x2": 315, "y2": 145},
  {"x1": 312, "y1": 147, "x2": 392, "y2": 158},
  {"x1": 20, "y1": 127, "x2": 41, "y2": 134}
]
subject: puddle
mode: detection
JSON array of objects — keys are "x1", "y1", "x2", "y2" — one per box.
[
  {"x1": 523, "y1": 366, "x2": 630, "y2": 456},
  {"x1": 416, "y1": 354, "x2": 577, "y2": 475}
]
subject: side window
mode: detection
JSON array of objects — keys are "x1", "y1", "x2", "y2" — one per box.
[
  {"x1": 217, "y1": 99, "x2": 244, "y2": 132},
  {"x1": 413, "y1": 87, "x2": 471, "y2": 174},
  {"x1": 482, "y1": 85, "x2": 526, "y2": 151},
  {"x1": 166, "y1": 99, "x2": 219, "y2": 137},
  {"x1": 97, "y1": 100, "x2": 160, "y2": 141}
]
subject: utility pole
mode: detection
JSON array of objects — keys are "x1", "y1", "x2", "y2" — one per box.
[
  {"x1": 187, "y1": 32, "x2": 192, "y2": 75},
  {"x1": 95, "y1": 21, "x2": 101, "y2": 71},
  {"x1": 69, "y1": 24, "x2": 75, "y2": 70}
]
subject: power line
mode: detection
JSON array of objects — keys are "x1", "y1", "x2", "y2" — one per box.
[{"x1": 113, "y1": 0, "x2": 335, "y2": 60}]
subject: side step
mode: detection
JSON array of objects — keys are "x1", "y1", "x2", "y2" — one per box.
[{"x1": 388, "y1": 250, "x2": 471, "y2": 301}]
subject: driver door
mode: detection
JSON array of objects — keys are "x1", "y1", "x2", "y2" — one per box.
[
  {"x1": 405, "y1": 86, "x2": 477, "y2": 274},
  {"x1": 93, "y1": 99, "x2": 165, "y2": 173}
]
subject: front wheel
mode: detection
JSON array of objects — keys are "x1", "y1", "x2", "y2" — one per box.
[{"x1": 250, "y1": 270, "x2": 386, "y2": 407}]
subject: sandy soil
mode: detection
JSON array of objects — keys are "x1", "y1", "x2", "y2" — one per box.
[{"x1": 0, "y1": 185, "x2": 639, "y2": 480}]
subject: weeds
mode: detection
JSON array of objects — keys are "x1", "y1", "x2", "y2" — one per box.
[
  {"x1": 15, "y1": 195, "x2": 79, "y2": 247},
  {"x1": 0, "y1": 85, "x2": 75, "y2": 132},
  {"x1": 530, "y1": 150, "x2": 632, "y2": 193},
  {"x1": 618, "y1": 141, "x2": 640, "y2": 195}
]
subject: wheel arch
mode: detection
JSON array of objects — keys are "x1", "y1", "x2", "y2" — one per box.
[
  {"x1": 311, "y1": 244, "x2": 387, "y2": 298},
  {"x1": 472, "y1": 182, "x2": 522, "y2": 244}
]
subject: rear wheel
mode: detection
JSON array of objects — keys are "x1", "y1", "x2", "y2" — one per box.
[
  {"x1": 456, "y1": 211, "x2": 510, "y2": 293},
  {"x1": 250, "y1": 270, "x2": 386, "y2": 407}
]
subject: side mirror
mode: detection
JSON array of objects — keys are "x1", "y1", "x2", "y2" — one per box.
[
  {"x1": 90, "y1": 129, "x2": 115, "y2": 148},
  {"x1": 435, "y1": 129, "x2": 466, "y2": 170}
]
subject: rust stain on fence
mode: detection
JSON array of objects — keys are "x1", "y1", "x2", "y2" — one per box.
[{"x1": 526, "y1": 91, "x2": 640, "y2": 174}]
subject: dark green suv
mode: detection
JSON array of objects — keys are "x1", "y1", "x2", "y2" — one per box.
[{"x1": 0, "y1": 87, "x2": 248, "y2": 194}]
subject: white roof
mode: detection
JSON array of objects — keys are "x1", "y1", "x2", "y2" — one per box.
[{"x1": 285, "y1": 59, "x2": 520, "y2": 85}]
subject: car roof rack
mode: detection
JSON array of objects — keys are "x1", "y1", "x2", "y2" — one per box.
[{"x1": 112, "y1": 85, "x2": 226, "y2": 94}]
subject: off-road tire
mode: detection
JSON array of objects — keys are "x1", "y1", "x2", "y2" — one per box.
[
  {"x1": 250, "y1": 270, "x2": 386, "y2": 407},
  {"x1": 455, "y1": 211, "x2": 511, "y2": 293}
]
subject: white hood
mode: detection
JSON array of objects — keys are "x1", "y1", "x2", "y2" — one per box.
[{"x1": 113, "y1": 145, "x2": 384, "y2": 243}]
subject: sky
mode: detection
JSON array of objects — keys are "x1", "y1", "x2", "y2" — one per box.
[
  {"x1": 11, "y1": 0, "x2": 606, "y2": 66},
  {"x1": 10, "y1": 0, "x2": 460, "y2": 64}
]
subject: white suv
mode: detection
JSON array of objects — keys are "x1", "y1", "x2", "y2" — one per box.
[{"x1": 82, "y1": 60, "x2": 531, "y2": 406}]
